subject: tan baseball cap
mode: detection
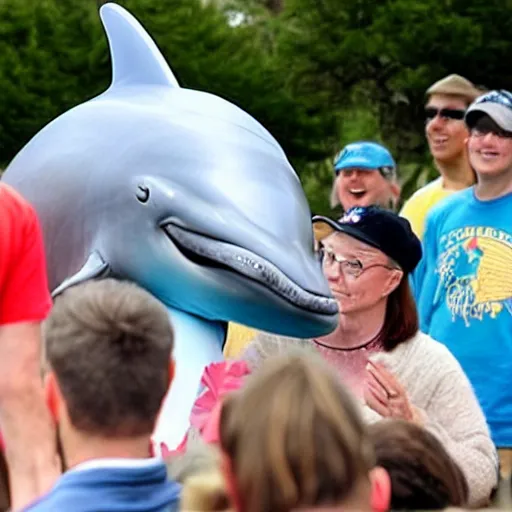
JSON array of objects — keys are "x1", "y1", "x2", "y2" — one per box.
[{"x1": 426, "y1": 74, "x2": 483, "y2": 104}]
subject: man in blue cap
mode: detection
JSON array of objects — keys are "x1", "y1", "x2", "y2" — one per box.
[{"x1": 330, "y1": 141, "x2": 401, "y2": 212}]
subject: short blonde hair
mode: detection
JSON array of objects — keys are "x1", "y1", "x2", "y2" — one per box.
[
  {"x1": 219, "y1": 353, "x2": 374, "y2": 512},
  {"x1": 180, "y1": 471, "x2": 231, "y2": 512},
  {"x1": 166, "y1": 441, "x2": 221, "y2": 483},
  {"x1": 426, "y1": 74, "x2": 483, "y2": 105}
]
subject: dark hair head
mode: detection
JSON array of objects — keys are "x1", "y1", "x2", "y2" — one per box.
[
  {"x1": 44, "y1": 278, "x2": 174, "y2": 437},
  {"x1": 369, "y1": 419, "x2": 469, "y2": 510}
]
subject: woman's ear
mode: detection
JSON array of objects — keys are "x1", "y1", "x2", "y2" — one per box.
[
  {"x1": 381, "y1": 269, "x2": 402, "y2": 298},
  {"x1": 370, "y1": 466, "x2": 391, "y2": 512}
]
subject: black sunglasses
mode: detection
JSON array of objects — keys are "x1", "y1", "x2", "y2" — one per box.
[{"x1": 425, "y1": 107, "x2": 466, "y2": 122}]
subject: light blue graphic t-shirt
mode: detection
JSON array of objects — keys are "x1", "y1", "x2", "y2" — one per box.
[{"x1": 415, "y1": 187, "x2": 512, "y2": 447}]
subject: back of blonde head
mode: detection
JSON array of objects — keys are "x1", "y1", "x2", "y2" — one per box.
[{"x1": 219, "y1": 353, "x2": 374, "y2": 512}]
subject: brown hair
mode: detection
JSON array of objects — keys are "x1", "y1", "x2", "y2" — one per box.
[
  {"x1": 219, "y1": 353, "x2": 374, "y2": 512},
  {"x1": 44, "y1": 278, "x2": 174, "y2": 437},
  {"x1": 0, "y1": 450, "x2": 9, "y2": 512},
  {"x1": 381, "y1": 275, "x2": 419, "y2": 351},
  {"x1": 369, "y1": 420, "x2": 469, "y2": 510}
]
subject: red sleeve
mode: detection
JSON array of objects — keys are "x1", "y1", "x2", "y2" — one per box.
[{"x1": 0, "y1": 184, "x2": 52, "y2": 325}]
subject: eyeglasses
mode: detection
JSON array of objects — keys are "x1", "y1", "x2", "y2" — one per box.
[
  {"x1": 317, "y1": 244, "x2": 397, "y2": 279},
  {"x1": 425, "y1": 107, "x2": 466, "y2": 122},
  {"x1": 474, "y1": 90, "x2": 512, "y2": 110}
]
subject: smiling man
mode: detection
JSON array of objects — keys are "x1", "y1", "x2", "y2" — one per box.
[
  {"x1": 415, "y1": 89, "x2": 512, "y2": 462},
  {"x1": 330, "y1": 141, "x2": 400, "y2": 212},
  {"x1": 400, "y1": 74, "x2": 483, "y2": 239}
]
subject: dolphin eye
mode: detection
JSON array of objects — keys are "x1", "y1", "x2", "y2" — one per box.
[{"x1": 136, "y1": 185, "x2": 150, "y2": 203}]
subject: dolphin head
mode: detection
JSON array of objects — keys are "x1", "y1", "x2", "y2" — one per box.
[{"x1": 2, "y1": 3, "x2": 338, "y2": 338}]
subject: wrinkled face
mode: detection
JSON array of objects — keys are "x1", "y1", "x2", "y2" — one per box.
[
  {"x1": 467, "y1": 116, "x2": 512, "y2": 180},
  {"x1": 319, "y1": 232, "x2": 402, "y2": 315},
  {"x1": 335, "y1": 168, "x2": 399, "y2": 211},
  {"x1": 425, "y1": 94, "x2": 469, "y2": 163}
]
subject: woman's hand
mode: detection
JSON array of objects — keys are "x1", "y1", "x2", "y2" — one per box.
[{"x1": 364, "y1": 360, "x2": 423, "y2": 425}]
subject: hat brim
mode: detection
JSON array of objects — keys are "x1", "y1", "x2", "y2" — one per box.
[
  {"x1": 334, "y1": 156, "x2": 380, "y2": 172},
  {"x1": 466, "y1": 103, "x2": 512, "y2": 131},
  {"x1": 312, "y1": 216, "x2": 383, "y2": 253}
]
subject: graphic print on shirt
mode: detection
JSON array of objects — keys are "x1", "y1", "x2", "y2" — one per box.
[{"x1": 437, "y1": 226, "x2": 512, "y2": 326}]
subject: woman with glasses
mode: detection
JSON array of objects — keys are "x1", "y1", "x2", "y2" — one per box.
[{"x1": 234, "y1": 206, "x2": 496, "y2": 507}]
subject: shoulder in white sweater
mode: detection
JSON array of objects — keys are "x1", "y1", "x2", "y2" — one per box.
[{"x1": 243, "y1": 330, "x2": 498, "y2": 507}]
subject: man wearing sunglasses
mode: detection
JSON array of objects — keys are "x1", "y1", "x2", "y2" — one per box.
[
  {"x1": 415, "y1": 89, "x2": 512, "y2": 469},
  {"x1": 401, "y1": 74, "x2": 482, "y2": 239}
]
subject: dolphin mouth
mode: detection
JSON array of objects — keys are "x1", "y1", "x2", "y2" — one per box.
[{"x1": 162, "y1": 222, "x2": 338, "y2": 316}]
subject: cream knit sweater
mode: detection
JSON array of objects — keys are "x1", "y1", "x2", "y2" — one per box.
[{"x1": 241, "y1": 330, "x2": 498, "y2": 507}]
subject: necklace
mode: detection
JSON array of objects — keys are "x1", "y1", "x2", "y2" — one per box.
[{"x1": 313, "y1": 330, "x2": 383, "y2": 352}]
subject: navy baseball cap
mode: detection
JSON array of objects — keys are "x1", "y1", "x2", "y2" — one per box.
[
  {"x1": 333, "y1": 142, "x2": 396, "y2": 177},
  {"x1": 312, "y1": 206, "x2": 422, "y2": 274}
]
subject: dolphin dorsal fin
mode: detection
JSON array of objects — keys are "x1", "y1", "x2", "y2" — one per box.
[{"x1": 99, "y1": 3, "x2": 180, "y2": 89}]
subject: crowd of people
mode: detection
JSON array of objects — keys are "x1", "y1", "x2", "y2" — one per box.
[{"x1": 0, "y1": 72, "x2": 511, "y2": 511}]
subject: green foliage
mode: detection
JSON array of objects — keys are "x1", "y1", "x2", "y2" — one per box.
[
  {"x1": 0, "y1": 0, "x2": 106, "y2": 163},
  {"x1": 274, "y1": 0, "x2": 512, "y2": 209},
  {"x1": 2, "y1": 0, "x2": 512, "y2": 212},
  {"x1": 0, "y1": 0, "x2": 335, "y2": 167}
]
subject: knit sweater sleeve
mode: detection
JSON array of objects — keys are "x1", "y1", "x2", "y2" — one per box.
[
  {"x1": 416, "y1": 347, "x2": 498, "y2": 507},
  {"x1": 370, "y1": 334, "x2": 498, "y2": 507}
]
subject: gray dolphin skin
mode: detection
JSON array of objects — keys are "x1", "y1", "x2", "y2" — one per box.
[
  {"x1": 2, "y1": 3, "x2": 338, "y2": 446},
  {"x1": 3, "y1": 3, "x2": 338, "y2": 337}
]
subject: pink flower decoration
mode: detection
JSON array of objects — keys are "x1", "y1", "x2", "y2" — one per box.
[{"x1": 189, "y1": 360, "x2": 251, "y2": 443}]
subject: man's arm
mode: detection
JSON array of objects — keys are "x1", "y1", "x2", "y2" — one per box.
[
  {"x1": 0, "y1": 323, "x2": 60, "y2": 510},
  {"x1": 0, "y1": 187, "x2": 60, "y2": 509}
]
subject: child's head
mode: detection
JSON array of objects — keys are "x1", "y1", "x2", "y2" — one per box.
[
  {"x1": 219, "y1": 354, "x2": 389, "y2": 512},
  {"x1": 369, "y1": 419, "x2": 469, "y2": 510}
]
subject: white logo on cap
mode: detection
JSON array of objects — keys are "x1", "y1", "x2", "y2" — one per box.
[{"x1": 340, "y1": 207, "x2": 365, "y2": 224}]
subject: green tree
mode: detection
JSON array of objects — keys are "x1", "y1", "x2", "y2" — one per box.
[
  {"x1": 0, "y1": 0, "x2": 107, "y2": 164},
  {"x1": 275, "y1": 0, "x2": 512, "y2": 203},
  {"x1": 0, "y1": 0, "x2": 336, "y2": 168}
]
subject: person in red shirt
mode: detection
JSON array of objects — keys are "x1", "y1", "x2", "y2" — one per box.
[{"x1": 0, "y1": 183, "x2": 59, "y2": 509}]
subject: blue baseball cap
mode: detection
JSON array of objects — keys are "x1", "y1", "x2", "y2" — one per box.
[{"x1": 333, "y1": 142, "x2": 396, "y2": 176}]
